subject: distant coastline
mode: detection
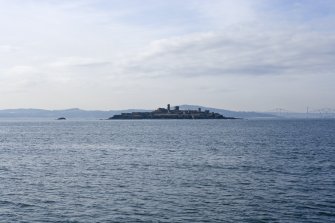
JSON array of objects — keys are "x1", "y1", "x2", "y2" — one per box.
[
  {"x1": 0, "y1": 106, "x2": 332, "y2": 119},
  {"x1": 0, "y1": 106, "x2": 275, "y2": 119}
]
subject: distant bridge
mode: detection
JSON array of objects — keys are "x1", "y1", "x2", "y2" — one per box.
[
  {"x1": 309, "y1": 108, "x2": 335, "y2": 118},
  {"x1": 266, "y1": 107, "x2": 335, "y2": 118}
]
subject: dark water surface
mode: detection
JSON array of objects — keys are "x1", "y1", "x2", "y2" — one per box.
[{"x1": 0, "y1": 119, "x2": 334, "y2": 222}]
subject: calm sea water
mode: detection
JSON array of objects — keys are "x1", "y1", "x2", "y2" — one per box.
[{"x1": 0, "y1": 119, "x2": 334, "y2": 222}]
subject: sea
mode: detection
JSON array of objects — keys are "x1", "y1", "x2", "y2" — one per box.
[{"x1": 0, "y1": 119, "x2": 334, "y2": 222}]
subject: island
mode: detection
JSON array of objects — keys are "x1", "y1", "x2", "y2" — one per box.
[
  {"x1": 56, "y1": 117, "x2": 66, "y2": 120},
  {"x1": 108, "y1": 104, "x2": 237, "y2": 120}
]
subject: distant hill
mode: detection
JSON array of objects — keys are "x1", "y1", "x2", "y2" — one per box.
[
  {"x1": 0, "y1": 108, "x2": 149, "y2": 119},
  {"x1": 179, "y1": 105, "x2": 277, "y2": 119},
  {"x1": 0, "y1": 106, "x2": 275, "y2": 119}
]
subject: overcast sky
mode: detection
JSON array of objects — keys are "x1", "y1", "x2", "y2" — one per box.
[{"x1": 0, "y1": 0, "x2": 334, "y2": 111}]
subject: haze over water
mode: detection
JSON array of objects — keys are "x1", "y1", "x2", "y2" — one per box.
[{"x1": 1, "y1": 119, "x2": 334, "y2": 222}]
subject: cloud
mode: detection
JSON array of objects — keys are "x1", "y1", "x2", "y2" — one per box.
[
  {"x1": 0, "y1": 66, "x2": 44, "y2": 92},
  {"x1": 0, "y1": 45, "x2": 20, "y2": 53},
  {"x1": 49, "y1": 57, "x2": 110, "y2": 68},
  {"x1": 116, "y1": 29, "x2": 335, "y2": 78}
]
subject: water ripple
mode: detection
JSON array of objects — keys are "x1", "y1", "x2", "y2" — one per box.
[{"x1": 0, "y1": 119, "x2": 334, "y2": 222}]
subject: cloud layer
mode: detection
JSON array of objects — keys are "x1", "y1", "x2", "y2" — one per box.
[
  {"x1": 0, "y1": 0, "x2": 334, "y2": 111},
  {"x1": 117, "y1": 30, "x2": 335, "y2": 78}
]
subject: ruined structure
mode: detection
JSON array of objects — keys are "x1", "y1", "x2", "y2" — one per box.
[{"x1": 108, "y1": 104, "x2": 236, "y2": 119}]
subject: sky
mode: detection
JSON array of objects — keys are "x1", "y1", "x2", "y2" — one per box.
[{"x1": 0, "y1": 0, "x2": 334, "y2": 111}]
